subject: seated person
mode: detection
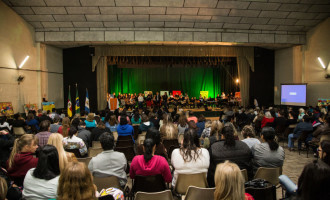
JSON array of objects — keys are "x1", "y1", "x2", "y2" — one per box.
[
  {"x1": 91, "y1": 121, "x2": 110, "y2": 142},
  {"x1": 117, "y1": 117, "x2": 134, "y2": 140},
  {"x1": 261, "y1": 111, "x2": 274, "y2": 128},
  {"x1": 85, "y1": 113, "x2": 97, "y2": 129},
  {"x1": 209, "y1": 120, "x2": 223, "y2": 146},
  {"x1": 207, "y1": 126, "x2": 252, "y2": 187},
  {"x1": 241, "y1": 125, "x2": 261, "y2": 149},
  {"x1": 196, "y1": 115, "x2": 206, "y2": 137},
  {"x1": 288, "y1": 115, "x2": 313, "y2": 151},
  {"x1": 136, "y1": 128, "x2": 168, "y2": 160},
  {"x1": 0, "y1": 130, "x2": 14, "y2": 168},
  {"x1": 23, "y1": 145, "x2": 60, "y2": 200},
  {"x1": 130, "y1": 138, "x2": 172, "y2": 183},
  {"x1": 252, "y1": 127, "x2": 285, "y2": 174},
  {"x1": 160, "y1": 114, "x2": 178, "y2": 140},
  {"x1": 63, "y1": 126, "x2": 88, "y2": 157},
  {"x1": 35, "y1": 120, "x2": 52, "y2": 148},
  {"x1": 12, "y1": 113, "x2": 26, "y2": 129},
  {"x1": 105, "y1": 115, "x2": 119, "y2": 132},
  {"x1": 131, "y1": 110, "x2": 141, "y2": 125},
  {"x1": 171, "y1": 129, "x2": 209, "y2": 187},
  {"x1": 88, "y1": 132, "x2": 127, "y2": 188},
  {"x1": 138, "y1": 114, "x2": 154, "y2": 133}
]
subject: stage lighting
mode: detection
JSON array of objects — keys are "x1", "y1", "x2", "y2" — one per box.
[
  {"x1": 236, "y1": 79, "x2": 239, "y2": 83},
  {"x1": 318, "y1": 57, "x2": 326, "y2": 69},
  {"x1": 18, "y1": 56, "x2": 29, "y2": 69}
]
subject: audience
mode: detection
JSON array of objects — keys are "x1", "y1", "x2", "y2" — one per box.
[
  {"x1": 0, "y1": 130, "x2": 14, "y2": 168},
  {"x1": 171, "y1": 129, "x2": 209, "y2": 187},
  {"x1": 0, "y1": 117, "x2": 10, "y2": 132},
  {"x1": 7, "y1": 134, "x2": 38, "y2": 186},
  {"x1": 88, "y1": 132, "x2": 127, "y2": 188},
  {"x1": 130, "y1": 138, "x2": 172, "y2": 183},
  {"x1": 131, "y1": 110, "x2": 141, "y2": 125},
  {"x1": 201, "y1": 120, "x2": 212, "y2": 138},
  {"x1": 0, "y1": 177, "x2": 7, "y2": 200},
  {"x1": 117, "y1": 116, "x2": 134, "y2": 140},
  {"x1": 288, "y1": 115, "x2": 313, "y2": 151},
  {"x1": 35, "y1": 120, "x2": 52, "y2": 147},
  {"x1": 63, "y1": 126, "x2": 88, "y2": 157},
  {"x1": 58, "y1": 117, "x2": 70, "y2": 137},
  {"x1": 49, "y1": 116, "x2": 61, "y2": 133},
  {"x1": 241, "y1": 125, "x2": 260, "y2": 149},
  {"x1": 160, "y1": 114, "x2": 178, "y2": 140},
  {"x1": 58, "y1": 162, "x2": 97, "y2": 200},
  {"x1": 25, "y1": 113, "x2": 39, "y2": 132},
  {"x1": 178, "y1": 115, "x2": 188, "y2": 135},
  {"x1": 106, "y1": 115, "x2": 119, "y2": 132},
  {"x1": 23, "y1": 145, "x2": 60, "y2": 199},
  {"x1": 77, "y1": 121, "x2": 92, "y2": 148},
  {"x1": 209, "y1": 120, "x2": 223, "y2": 145},
  {"x1": 139, "y1": 114, "x2": 154, "y2": 133},
  {"x1": 12, "y1": 113, "x2": 25, "y2": 129},
  {"x1": 85, "y1": 113, "x2": 97, "y2": 129},
  {"x1": 318, "y1": 140, "x2": 330, "y2": 166},
  {"x1": 149, "y1": 112, "x2": 160, "y2": 130},
  {"x1": 47, "y1": 133, "x2": 77, "y2": 171},
  {"x1": 91, "y1": 121, "x2": 111, "y2": 142},
  {"x1": 261, "y1": 111, "x2": 274, "y2": 128}
]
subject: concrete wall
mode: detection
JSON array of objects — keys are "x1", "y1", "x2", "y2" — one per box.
[
  {"x1": 0, "y1": 1, "x2": 63, "y2": 113},
  {"x1": 275, "y1": 18, "x2": 330, "y2": 106}
]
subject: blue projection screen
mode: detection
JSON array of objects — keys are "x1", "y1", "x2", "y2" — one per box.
[{"x1": 281, "y1": 84, "x2": 307, "y2": 106}]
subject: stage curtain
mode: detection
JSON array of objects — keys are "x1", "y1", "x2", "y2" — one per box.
[
  {"x1": 237, "y1": 56, "x2": 250, "y2": 107},
  {"x1": 96, "y1": 56, "x2": 108, "y2": 110},
  {"x1": 108, "y1": 64, "x2": 238, "y2": 98}
]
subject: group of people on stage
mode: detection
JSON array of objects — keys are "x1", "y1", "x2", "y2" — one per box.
[{"x1": 107, "y1": 91, "x2": 241, "y2": 110}]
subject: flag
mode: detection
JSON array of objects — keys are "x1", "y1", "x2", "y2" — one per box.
[
  {"x1": 75, "y1": 86, "x2": 80, "y2": 114},
  {"x1": 67, "y1": 87, "x2": 72, "y2": 117},
  {"x1": 85, "y1": 88, "x2": 90, "y2": 113}
]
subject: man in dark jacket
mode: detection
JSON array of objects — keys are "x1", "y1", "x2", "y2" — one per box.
[
  {"x1": 288, "y1": 115, "x2": 313, "y2": 151},
  {"x1": 77, "y1": 121, "x2": 92, "y2": 148}
]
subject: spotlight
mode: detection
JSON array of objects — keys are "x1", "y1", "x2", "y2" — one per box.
[
  {"x1": 18, "y1": 56, "x2": 29, "y2": 69},
  {"x1": 236, "y1": 79, "x2": 239, "y2": 83},
  {"x1": 318, "y1": 57, "x2": 326, "y2": 69}
]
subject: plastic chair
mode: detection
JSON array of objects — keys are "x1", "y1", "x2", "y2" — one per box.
[
  {"x1": 93, "y1": 176, "x2": 122, "y2": 190},
  {"x1": 241, "y1": 169, "x2": 248, "y2": 182},
  {"x1": 77, "y1": 157, "x2": 92, "y2": 166},
  {"x1": 88, "y1": 147, "x2": 103, "y2": 157},
  {"x1": 92, "y1": 141, "x2": 102, "y2": 148},
  {"x1": 114, "y1": 146, "x2": 135, "y2": 162},
  {"x1": 185, "y1": 186, "x2": 215, "y2": 200},
  {"x1": 254, "y1": 167, "x2": 280, "y2": 186},
  {"x1": 245, "y1": 184, "x2": 276, "y2": 200},
  {"x1": 132, "y1": 174, "x2": 167, "y2": 193},
  {"x1": 135, "y1": 190, "x2": 173, "y2": 200},
  {"x1": 174, "y1": 173, "x2": 208, "y2": 195},
  {"x1": 13, "y1": 127, "x2": 25, "y2": 137}
]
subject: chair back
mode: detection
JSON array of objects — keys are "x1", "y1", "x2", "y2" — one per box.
[
  {"x1": 112, "y1": 131, "x2": 118, "y2": 141},
  {"x1": 245, "y1": 184, "x2": 276, "y2": 200},
  {"x1": 13, "y1": 127, "x2": 25, "y2": 136},
  {"x1": 114, "y1": 146, "x2": 135, "y2": 162},
  {"x1": 92, "y1": 141, "x2": 102, "y2": 148},
  {"x1": 241, "y1": 169, "x2": 248, "y2": 182},
  {"x1": 298, "y1": 130, "x2": 313, "y2": 142},
  {"x1": 135, "y1": 190, "x2": 173, "y2": 200},
  {"x1": 77, "y1": 157, "x2": 92, "y2": 166},
  {"x1": 174, "y1": 173, "x2": 208, "y2": 195},
  {"x1": 116, "y1": 139, "x2": 134, "y2": 148},
  {"x1": 162, "y1": 139, "x2": 179, "y2": 152},
  {"x1": 88, "y1": 147, "x2": 103, "y2": 157},
  {"x1": 132, "y1": 174, "x2": 167, "y2": 193},
  {"x1": 117, "y1": 135, "x2": 132, "y2": 141},
  {"x1": 185, "y1": 186, "x2": 215, "y2": 200},
  {"x1": 254, "y1": 167, "x2": 280, "y2": 186},
  {"x1": 93, "y1": 176, "x2": 122, "y2": 190},
  {"x1": 65, "y1": 148, "x2": 82, "y2": 158}
]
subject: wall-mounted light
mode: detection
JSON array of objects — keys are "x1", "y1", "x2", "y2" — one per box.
[
  {"x1": 318, "y1": 57, "x2": 326, "y2": 69},
  {"x1": 18, "y1": 56, "x2": 29, "y2": 69},
  {"x1": 236, "y1": 78, "x2": 239, "y2": 83}
]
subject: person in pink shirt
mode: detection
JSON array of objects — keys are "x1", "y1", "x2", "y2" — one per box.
[
  {"x1": 186, "y1": 111, "x2": 198, "y2": 123},
  {"x1": 130, "y1": 138, "x2": 172, "y2": 183}
]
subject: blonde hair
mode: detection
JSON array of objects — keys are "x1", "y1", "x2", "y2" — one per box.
[
  {"x1": 205, "y1": 120, "x2": 212, "y2": 128},
  {"x1": 61, "y1": 117, "x2": 70, "y2": 137},
  {"x1": 160, "y1": 123, "x2": 178, "y2": 140},
  {"x1": 57, "y1": 162, "x2": 96, "y2": 200},
  {"x1": 214, "y1": 161, "x2": 245, "y2": 200},
  {"x1": 0, "y1": 177, "x2": 7, "y2": 200},
  {"x1": 47, "y1": 133, "x2": 68, "y2": 171},
  {"x1": 8, "y1": 134, "x2": 36, "y2": 169},
  {"x1": 210, "y1": 121, "x2": 223, "y2": 140}
]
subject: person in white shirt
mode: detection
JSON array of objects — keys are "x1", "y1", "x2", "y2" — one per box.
[
  {"x1": 23, "y1": 145, "x2": 60, "y2": 200},
  {"x1": 241, "y1": 125, "x2": 261, "y2": 149},
  {"x1": 63, "y1": 126, "x2": 88, "y2": 157},
  {"x1": 171, "y1": 128, "x2": 210, "y2": 187}
]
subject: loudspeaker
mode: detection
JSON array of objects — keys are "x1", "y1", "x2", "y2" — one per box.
[{"x1": 89, "y1": 47, "x2": 95, "y2": 56}]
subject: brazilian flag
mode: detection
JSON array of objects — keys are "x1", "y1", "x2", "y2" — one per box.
[{"x1": 75, "y1": 87, "x2": 80, "y2": 114}]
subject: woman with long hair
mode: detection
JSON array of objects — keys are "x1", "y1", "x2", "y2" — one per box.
[
  {"x1": 25, "y1": 113, "x2": 40, "y2": 132},
  {"x1": 130, "y1": 138, "x2": 172, "y2": 183},
  {"x1": 23, "y1": 145, "x2": 60, "y2": 199},
  {"x1": 178, "y1": 114, "x2": 188, "y2": 135},
  {"x1": 105, "y1": 115, "x2": 118, "y2": 132},
  {"x1": 171, "y1": 129, "x2": 209, "y2": 187},
  {"x1": 0, "y1": 177, "x2": 7, "y2": 200},
  {"x1": 318, "y1": 140, "x2": 330, "y2": 166},
  {"x1": 131, "y1": 109, "x2": 141, "y2": 125},
  {"x1": 58, "y1": 117, "x2": 70, "y2": 137},
  {"x1": 47, "y1": 133, "x2": 77, "y2": 171},
  {"x1": 7, "y1": 134, "x2": 38, "y2": 186},
  {"x1": 57, "y1": 162, "x2": 97, "y2": 200},
  {"x1": 241, "y1": 125, "x2": 260, "y2": 149},
  {"x1": 252, "y1": 127, "x2": 285, "y2": 173},
  {"x1": 160, "y1": 115, "x2": 178, "y2": 140},
  {"x1": 209, "y1": 120, "x2": 223, "y2": 145},
  {"x1": 63, "y1": 126, "x2": 88, "y2": 157},
  {"x1": 214, "y1": 161, "x2": 254, "y2": 200}
]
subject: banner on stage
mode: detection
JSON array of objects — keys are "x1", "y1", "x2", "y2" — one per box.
[
  {"x1": 160, "y1": 91, "x2": 169, "y2": 96},
  {"x1": 200, "y1": 91, "x2": 209, "y2": 98},
  {"x1": 42, "y1": 102, "x2": 55, "y2": 112},
  {"x1": 172, "y1": 91, "x2": 181, "y2": 96},
  {"x1": 109, "y1": 98, "x2": 119, "y2": 111},
  {"x1": 144, "y1": 91, "x2": 152, "y2": 97}
]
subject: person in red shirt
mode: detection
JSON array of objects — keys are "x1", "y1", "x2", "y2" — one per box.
[
  {"x1": 261, "y1": 111, "x2": 274, "y2": 128},
  {"x1": 7, "y1": 134, "x2": 38, "y2": 186},
  {"x1": 130, "y1": 138, "x2": 172, "y2": 183}
]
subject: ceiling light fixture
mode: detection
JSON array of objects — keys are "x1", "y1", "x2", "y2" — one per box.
[
  {"x1": 318, "y1": 57, "x2": 326, "y2": 69},
  {"x1": 18, "y1": 56, "x2": 29, "y2": 69}
]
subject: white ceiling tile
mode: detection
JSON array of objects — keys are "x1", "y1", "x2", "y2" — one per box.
[
  {"x1": 104, "y1": 22, "x2": 134, "y2": 27},
  {"x1": 194, "y1": 22, "x2": 223, "y2": 28},
  {"x1": 42, "y1": 22, "x2": 73, "y2": 28},
  {"x1": 268, "y1": 18, "x2": 297, "y2": 25},
  {"x1": 150, "y1": 15, "x2": 181, "y2": 21},
  {"x1": 100, "y1": 7, "x2": 133, "y2": 14},
  {"x1": 229, "y1": 9, "x2": 260, "y2": 17},
  {"x1": 167, "y1": 8, "x2": 199, "y2": 15},
  {"x1": 165, "y1": 22, "x2": 194, "y2": 28},
  {"x1": 66, "y1": 7, "x2": 100, "y2": 14},
  {"x1": 287, "y1": 12, "x2": 318, "y2": 20},
  {"x1": 184, "y1": 0, "x2": 218, "y2": 8},
  {"x1": 9, "y1": 0, "x2": 46, "y2": 6},
  {"x1": 115, "y1": 0, "x2": 149, "y2": 6},
  {"x1": 133, "y1": 7, "x2": 166, "y2": 15},
  {"x1": 32, "y1": 7, "x2": 67, "y2": 14},
  {"x1": 248, "y1": 2, "x2": 281, "y2": 10},
  {"x1": 85, "y1": 15, "x2": 117, "y2": 21},
  {"x1": 44, "y1": 0, "x2": 80, "y2": 6},
  {"x1": 118, "y1": 15, "x2": 149, "y2": 22},
  {"x1": 251, "y1": 24, "x2": 278, "y2": 30},
  {"x1": 198, "y1": 8, "x2": 230, "y2": 16},
  {"x1": 223, "y1": 23, "x2": 251, "y2": 29},
  {"x1": 240, "y1": 17, "x2": 270, "y2": 25},
  {"x1": 278, "y1": 4, "x2": 311, "y2": 12},
  {"x1": 211, "y1": 16, "x2": 241, "y2": 23},
  {"x1": 11, "y1": 7, "x2": 34, "y2": 14},
  {"x1": 53, "y1": 15, "x2": 86, "y2": 21},
  {"x1": 73, "y1": 22, "x2": 104, "y2": 28},
  {"x1": 308, "y1": 5, "x2": 330, "y2": 12},
  {"x1": 21, "y1": 15, "x2": 55, "y2": 21},
  {"x1": 181, "y1": 16, "x2": 211, "y2": 22},
  {"x1": 135, "y1": 22, "x2": 165, "y2": 28},
  {"x1": 150, "y1": 0, "x2": 184, "y2": 7},
  {"x1": 259, "y1": 11, "x2": 289, "y2": 18},
  {"x1": 217, "y1": 1, "x2": 250, "y2": 9},
  {"x1": 80, "y1": 0, "x2": 115, "y2": 6}
]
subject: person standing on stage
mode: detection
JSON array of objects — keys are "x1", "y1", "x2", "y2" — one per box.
[
  {"x1": 138, "y1": 93, "x2": 144, "y2": 108},
  {"x1": 162, "y1": 92, "x2": 168, "y2": 109},
  {"x1": 155, "y1": 92, "x2": 161, "y2": 107}
]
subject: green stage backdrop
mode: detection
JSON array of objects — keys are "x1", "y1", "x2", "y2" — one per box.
[{"x1": 108, "y1": 65, "x2": 238, "y2": 98}]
